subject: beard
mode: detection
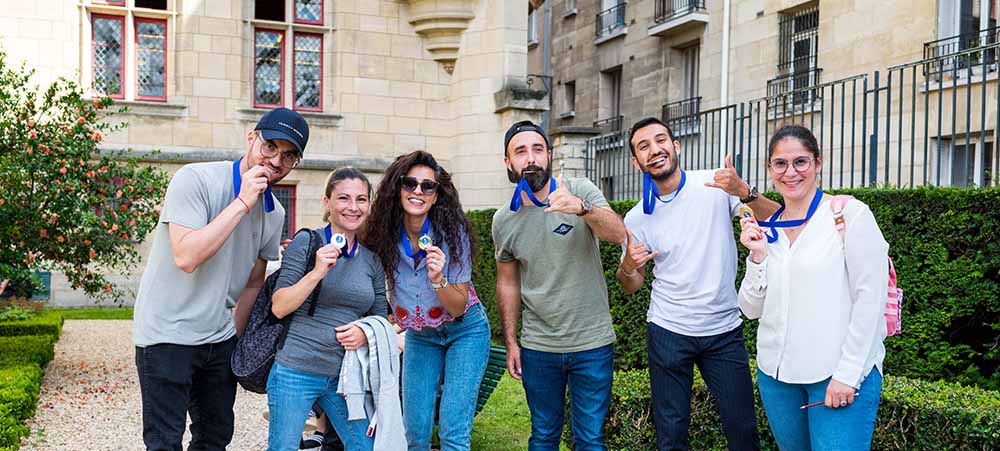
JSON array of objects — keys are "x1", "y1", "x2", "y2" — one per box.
[
  {"x1": 645, "y1": 152, "x2": 678, "y2": 182},
  {"x1": 507, "y1": 162, "x2": 552, "y2": 192}
]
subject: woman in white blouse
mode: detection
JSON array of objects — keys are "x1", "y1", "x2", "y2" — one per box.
[{"x1": 737, "y1": 125, "x2": 889, "y2": 451}]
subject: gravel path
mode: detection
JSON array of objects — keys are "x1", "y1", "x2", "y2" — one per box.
[{"x1": 21, "y1": 320, "x2": 270, "y2": 451}]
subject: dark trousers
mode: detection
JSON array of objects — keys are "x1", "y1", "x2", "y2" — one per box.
[
  {"x1": 647, "y1": 322, "x2": 759, "y2": 451},
  {"x1": 135, "y1": 336, "x2": 238, "y2": 451}
]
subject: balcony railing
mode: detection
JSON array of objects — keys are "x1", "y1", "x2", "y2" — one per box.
[
  {"x1": 596, "y1": 3, "x2": 626, "y2": 39},
  {"x1": 766, "y1": 67, "x2": 823, "y2": 114},
  {"x1": 654, "y1": 0, "x2": 706, "y2": 24},
  {"x1": 662, "y1": 96, "x2": 701, "y2": 136},
  {"x1": 593, "y1": 115, "x2": 624, "y2": 133},
  {"x1": 923, "y1": 27, "x2": 999, "y2": 79}
]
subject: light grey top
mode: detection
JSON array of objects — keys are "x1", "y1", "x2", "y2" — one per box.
[
  {"x1": 275, "y1": 228, "x2": 388, "y2": 376},
  {"x1": 133, "y1": 161, "x2": 284, "y2": 347},
  {"x1": 492, "y1": 177, "x2": 616, "y2": 353}
]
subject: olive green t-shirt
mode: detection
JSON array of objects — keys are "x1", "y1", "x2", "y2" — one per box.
[{"x1": 492, "y1": 177, "x2": 616, "y2": 353}]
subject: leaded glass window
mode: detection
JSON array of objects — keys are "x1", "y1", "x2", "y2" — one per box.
[
  {"x1": 136, "y1": 19, "x2": 166, "y2": 100},
  {"x1": 295, "y1": 0, "x2": 323, "y2": 24},
  {"x1": 92, "y1": 15, "x2": 124, "y2": 98},
  {"x1": 255, "y1": 30, "x2": 284, "y2": 107},
  {"x1": 294, "y1": 34, "x2": 322, "y2": 110}
]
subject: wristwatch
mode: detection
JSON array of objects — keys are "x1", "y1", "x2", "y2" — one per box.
[
  {"x1": 740, "y1": 185, "x2": 759, "y2": 204},
  {"x1": 431, "y1": 276, "x2": 449, "y2": 290},
  {"x1": 577, "y1": 198, "x2": 593, "y2": 216}
]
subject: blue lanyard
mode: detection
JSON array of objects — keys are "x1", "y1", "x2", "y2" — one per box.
[
  {"x1": 758, "y1": 188, "x2": 823, "y2": 243},
  {"x1": 232, "y1": 159, "x2": 275, "y2": 213},
  {"x1": 400, "y1": 217, "x2": 431, "y2": 261},
  {"x1": 642, "y1": 171, "x2": 686, "y2": 215},
  {"x1": 509, "y1": 177, "x2": 556, "y2": 212},
  {"x1": 324, "y1": 225, "x2": 359, "y2": 258}
]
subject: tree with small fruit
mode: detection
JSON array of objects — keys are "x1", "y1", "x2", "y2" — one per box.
[{"x1": 0, "y1": 51, "x2": 168, "y2": 301}]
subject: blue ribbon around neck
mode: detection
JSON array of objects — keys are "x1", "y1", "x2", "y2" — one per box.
[
  {"x1": 757, "y1": 188, "x2": 824, "y2": 243},
  {"x1": 509, "y1": 177, "x2": 556, "y2": 212},
  {"x1": 401, "y1": 217, "x2": 431, "y2": 261},
  {"x1": 232, "y1": 158, "x2": 275, "y2": 213},
  {"x1": 324, "y1": 224, "x2": 359, "y2": 258},
  {"x1": 642, "y1": 171, "x2": 686, "y2": 215}
]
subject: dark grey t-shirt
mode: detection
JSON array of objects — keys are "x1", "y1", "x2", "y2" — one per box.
[{"x1": 275, "y1": 228, "x2": 388, "y2": 376}]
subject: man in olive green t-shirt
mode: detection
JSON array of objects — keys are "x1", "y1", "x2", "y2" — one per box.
[{"x1": 493, "y1": 120, "x2": 626, "y2": 451}]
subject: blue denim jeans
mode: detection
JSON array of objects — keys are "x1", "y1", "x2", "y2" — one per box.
[
  {"x1": 266, "y1": 362, "x2": 374, "y2": 451},
  {"x1": 757, "y1": 367, "x2": 882, "y2": 451},
  {"x1": 402, "y1": 302, "x2": 491, "y2": 451},
  {"x1": 520, "y1": 343, "x2": 614, "y2": 451}
]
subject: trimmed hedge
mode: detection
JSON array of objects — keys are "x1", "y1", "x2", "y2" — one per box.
[
  {"x1": 0, "y1": 364, "x2": 43, "y2": 451},
  {"x1": 0, "y1": 336, "x2": 56, "y2": 368},
  {"x1": 0, "y1": 311, "x2": 63, "y2": 339},
  {"x1": 597, "y1": 365, "x2": 1000, "y2": 451},
  {"x1": 467, "y1": 187, "x2": 1000, "y2": 390}
]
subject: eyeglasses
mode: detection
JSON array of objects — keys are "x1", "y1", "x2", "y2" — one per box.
[
  {"x1": 768, "y1": 157, "x2": 814, "y2": 173},
  {"x1": 400, "y1": 176, "x2": 439, "y2": 195},
  {"x1": 256, "y1": 133, "x2": 301, "y2": 169}
]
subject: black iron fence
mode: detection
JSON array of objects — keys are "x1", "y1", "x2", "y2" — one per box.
[
  {"x1": 653, "y1": 0, "x2": 706, "y2": 24},
  {"x1": 923, "y1": 26, "x2": 999, "y2": 79},
  {"x1": 596, "y1": 3, "x2": 626, "y2": 39},
  {"x1": 586, "y1": 40, "x2": 1000, "y2": 200}
]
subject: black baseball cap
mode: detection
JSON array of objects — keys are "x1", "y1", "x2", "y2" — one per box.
[
  {"x1": 503, "y1": 120, "x2": 550, "y2": 155},
  {"x1": 255, "y1": 108, "x2": 309, "y2": 156}
]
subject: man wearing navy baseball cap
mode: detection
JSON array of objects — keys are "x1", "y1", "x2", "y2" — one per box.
[{"x1": 133, "y1": 108, "x2": 308, "y2": 451}]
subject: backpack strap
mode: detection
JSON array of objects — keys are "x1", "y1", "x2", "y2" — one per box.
[
  {"x1": 829, "y1": 195, "x2": 854, "y2": 242},
  {"x1": 305, "y1": 229, "x2": 324, "y2": 317}
]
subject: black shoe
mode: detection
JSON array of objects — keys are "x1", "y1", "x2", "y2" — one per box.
[{"x1": 299, "y1": 431, "x2": 324, "y2": 451}]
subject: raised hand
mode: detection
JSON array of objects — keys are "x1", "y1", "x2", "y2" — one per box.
[
  {"x1": 621, "y1": 229, "x2": 658, "y2": 275},
  {"x1": 705, "y1": 154, "x2": 751, "y2": 198},
  {"x1": 543, "y1": 177, "x2": 584, "y2": 215},
  {"x1": 424, "y1": 245, "x2": 447, "y2": 285},
  {"x1": 238, "y1": 165, "x2": 270, "y2": 210},
  {"x1": 738, "y1": 217, "x2": 768, "y2": 262},
  {"x1": 311, "y1": 243, "x2": 342, "y2": 279}
]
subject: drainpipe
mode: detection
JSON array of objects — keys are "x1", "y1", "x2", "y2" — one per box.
[
  {"x1": 719, "y1": 0, "x2": 732, "y2": 165},
  {"x1": 542, "y1": 0, "x2": 552, "y2": 132}
]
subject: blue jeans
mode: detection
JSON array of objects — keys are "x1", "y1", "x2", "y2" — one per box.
[
  {"x1": 402, "y1": 302, "x2": 491, "y2": 451},
  {"x1": 266, "y1": 362, "x2": 374, "y2": 451},
  {"x1": 757, "y1": 367, "x2": 882, "y2": 451},
  {"x1": 521, "y1": 343, "x2": 614, "y2": 451},
  {"x1": 647, "y1": 323, "x2": 759, "y2": 451}
]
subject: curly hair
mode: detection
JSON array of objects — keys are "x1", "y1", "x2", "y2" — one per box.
[{"x1": 363, "y1": 151, "x2": 477, "y2": 290}]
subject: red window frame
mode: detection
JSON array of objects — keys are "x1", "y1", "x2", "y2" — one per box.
[
  {"x1": 134, "y1": 17, "x2": 168, "y2": 102},
  {"x1": 253, "y1": 28, "x2": 286, "y2": 109},
  {"x1": 272, "y1": 184, "x2": 297, "y2": 240},
  {"x1": 294, "y1": 0, "x2": 324, "y2": 26},
  {"x1": 91, "y1": 13, "x2": 126, "y2": 100},
  {"x1": 293, "y1": 33, "x2": 323, "y2": 112}
]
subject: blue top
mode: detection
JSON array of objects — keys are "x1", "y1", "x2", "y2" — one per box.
[{"x1": 391, "y1": 226, "x2": 479, "y2": 331}]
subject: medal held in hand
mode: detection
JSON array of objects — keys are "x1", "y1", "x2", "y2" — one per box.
[
  {"x1": 418, "y1": 234, "x2": 432, "y2": 250},
  {"x1": 332, "y1": 233, "x2": 347, "y2": 248},
  {"x1": 737, "y1": 206, "x2": 755, "y2": 221}
]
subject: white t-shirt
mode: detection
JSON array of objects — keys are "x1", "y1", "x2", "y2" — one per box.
[{"x1": 622, "y1": 169, "x2": 744, "y2": 337}]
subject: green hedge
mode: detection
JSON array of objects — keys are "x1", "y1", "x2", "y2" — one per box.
[
  {"x1": 467, "y1": 187, "x2": 1000, "y2": 390},
  {"x1": 0, "y1": 336, "x2": 56, "y2": 368},
  {"x1": 0, "y1": 364, "x2": 43, "y2": 451},
  {"x1": 0, "y1": 311, "x2": 63, "y2": 339},
  {"x1": 596, "y1": 365, "x2": 1000, "y2": 451}
]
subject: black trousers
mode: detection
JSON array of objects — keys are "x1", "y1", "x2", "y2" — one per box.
[
  {"x1": 135, "y1": 336, "x2": 238, "y2": 451},
  {"x1": 647, "y1": 322, "x2": 760, "y2": 451}
]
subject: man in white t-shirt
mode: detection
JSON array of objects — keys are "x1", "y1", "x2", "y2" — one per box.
[{"x1": 615, "y1": 117, "x2": 780, "y2": 451}]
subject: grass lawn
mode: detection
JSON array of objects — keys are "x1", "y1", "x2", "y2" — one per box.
[
  {"x1": 49, "y1": 307, "x2": 133, "y2": 320},
  {"x1": 471, "y1": 373, "x2": 570, "y2": 451}
]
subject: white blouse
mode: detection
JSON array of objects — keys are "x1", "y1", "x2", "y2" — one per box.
[{"x1": 738, "y1": 197, "x2": 889, "y2": 388}]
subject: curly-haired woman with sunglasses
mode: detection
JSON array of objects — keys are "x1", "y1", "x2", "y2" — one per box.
[{"x1": 364, "y1": 151, "x2": 490, "y2": 451}]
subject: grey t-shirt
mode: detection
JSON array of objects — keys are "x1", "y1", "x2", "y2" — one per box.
[
  {"x1": 275, "y1": 228, "x2": 388, "y2": 376},
  {"x1": 133, "y1": 161, "x2": 284, "y2": 347},
  {"x1": 492, "y1": 177, "x2": 616, "y2": 353}
]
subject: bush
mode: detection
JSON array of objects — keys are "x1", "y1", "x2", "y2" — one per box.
[
  {"x1": 602, "y1": 365, "x2": 1000, "y2": 451},
  {"x1": 467, "y1": 187, "x2": 1000, "y2": 389},
  {"x1": 0, "y1": 311, "x2": 62, "y2": 338},
  {"x1": 0, "y1": 364, "x2": 43, "y2": 450},
  {"x1": 0, "y1": 335, "x2": 56, "y2": 367}
]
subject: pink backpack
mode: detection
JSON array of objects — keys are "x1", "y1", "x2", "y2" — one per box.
[{"x1": 830, "y1": 195, "x2": 902, "y2": 336}]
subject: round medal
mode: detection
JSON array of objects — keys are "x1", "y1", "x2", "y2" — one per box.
[
  {"x1": 332, "y1": 233, "x2": 347, "y2": 247},
  {"x1": 737, "y1": 206, "x2": 755, "y2": 220},
  {"x1": 418, "y1": 234, "x2": 432, "y2": 250}
]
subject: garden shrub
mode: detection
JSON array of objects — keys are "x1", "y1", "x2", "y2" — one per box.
[
  {"x1": 0, "y1": 335, "x2": 56, "y2": 367},
  {"x1": 0, "y1": 311, "x2": 63, "y2": 339}
]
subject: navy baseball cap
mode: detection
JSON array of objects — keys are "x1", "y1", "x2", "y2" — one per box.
[{"x1": 255, "y1": 108, "x2": 309, "y2": 156}]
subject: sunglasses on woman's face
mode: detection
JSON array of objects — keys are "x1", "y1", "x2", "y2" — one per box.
[{"x1": 400, "y1": 176, "x2": 439, "y2": 195}]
